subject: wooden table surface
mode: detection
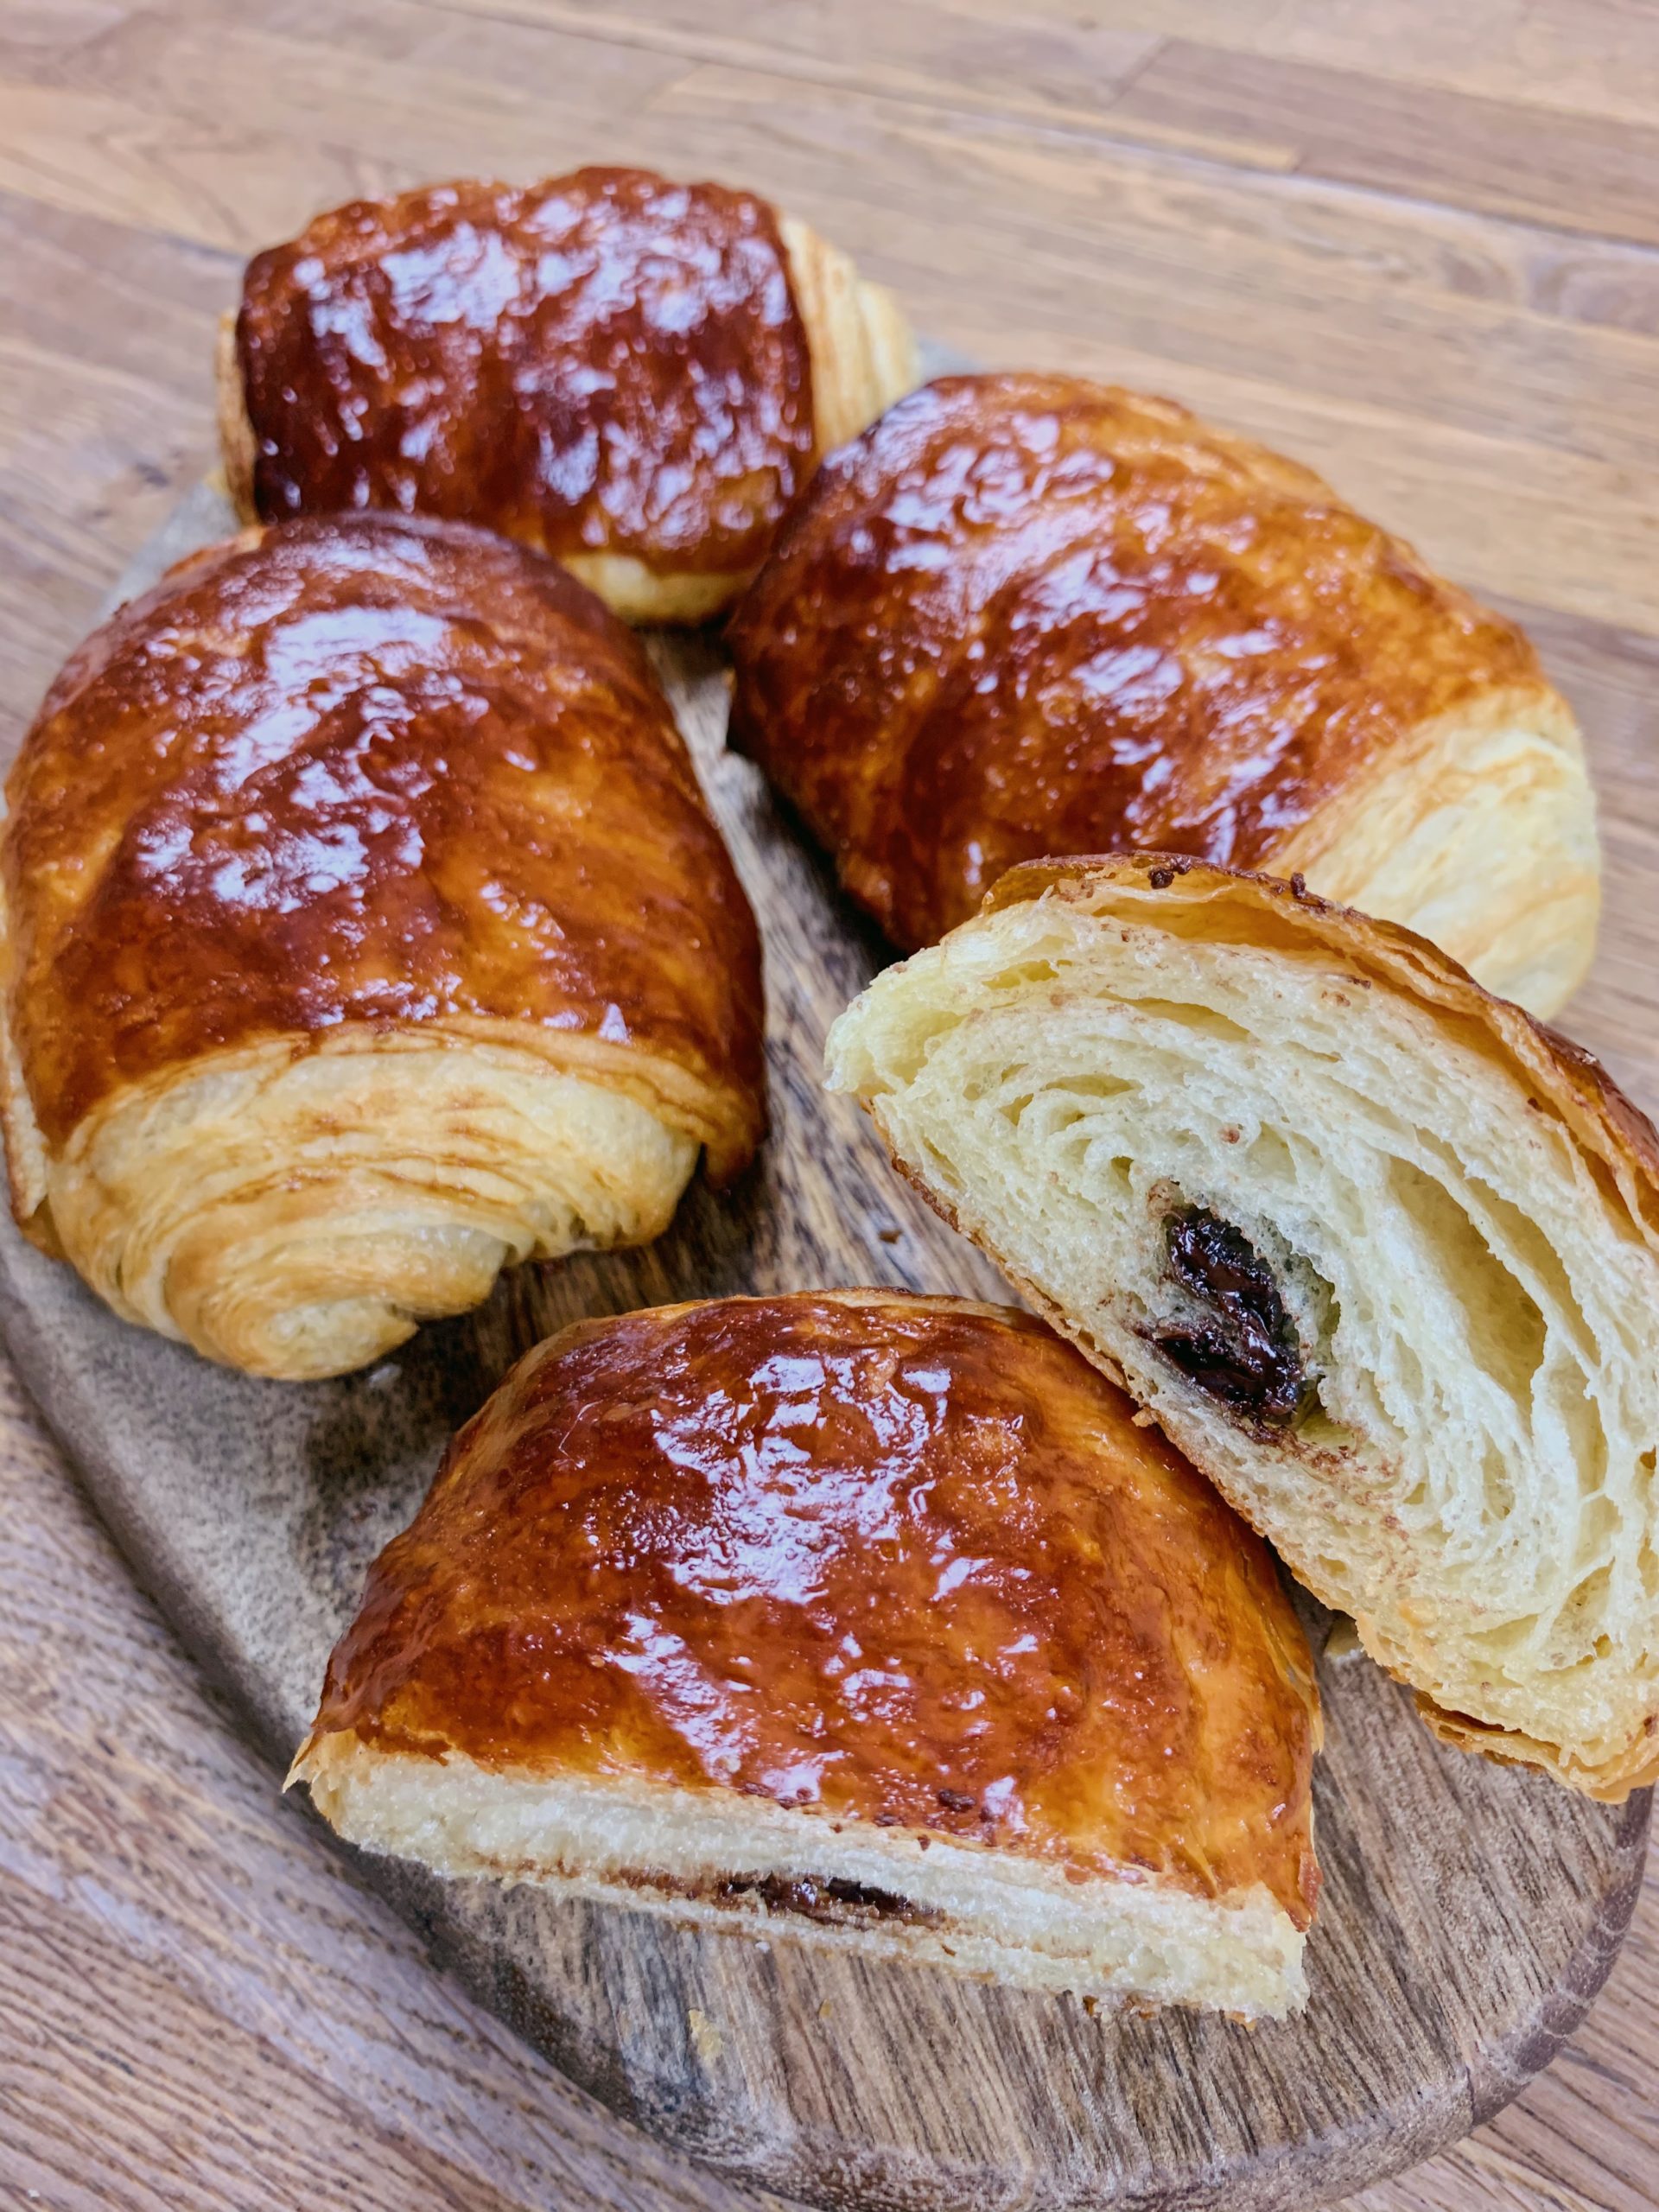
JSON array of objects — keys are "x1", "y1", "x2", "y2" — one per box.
[{"x1": 3, "y1": 5, "x2": 1657, "y2": 2208}]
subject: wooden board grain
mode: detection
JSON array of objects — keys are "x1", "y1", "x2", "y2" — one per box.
[{"x1": 0, "y1": 478, "x2": 1647, "y2": 2212}]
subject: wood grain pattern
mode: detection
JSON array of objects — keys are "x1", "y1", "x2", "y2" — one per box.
[{"x1": 2, "y1": 3, "x2": 1658, "y2": 2207}]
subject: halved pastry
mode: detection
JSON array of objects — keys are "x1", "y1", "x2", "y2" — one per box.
[
  {"x1": 219, "y1": 167, "x2": 917, "y2": 624},
  {"x1": 0, "y1": 513, "x2": 765, "y2": 1380},
  {"x1": 825, "y1": 857, "x2": 1659, "y2": 1800},
  {"x1": 292, "y1": 1290, "x2": 1322, "y2": 2018},
  {"x1": 728, "y1": 372, "x2": 1599, "y2": 1015}
]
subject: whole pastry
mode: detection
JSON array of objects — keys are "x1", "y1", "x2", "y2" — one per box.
[
  {"x1": 728, "y1": 373, "x2": 1599, "y2": 1016},
  {"x1": 827, "y1": 856, "x2": 1659, "y2": 1798},
  {"x1": 220, "y1": 167, "x2": 917, "y2": 623},
  {"x1": 0, "y1": 513, "x2": 765, "y2": 1380},
  {"x1": 294, "y1": 1290, "x2": 1322, "y2": 2018}
]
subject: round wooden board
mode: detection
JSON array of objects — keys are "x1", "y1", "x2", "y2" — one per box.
[{"x1": 0, "y1": 478, "x2": 1647, "y2": 2212}]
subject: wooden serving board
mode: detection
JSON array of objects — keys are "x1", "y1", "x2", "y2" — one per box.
[{"x1": 0, "y1": 477, "x2": 1648, "y2": 2212}]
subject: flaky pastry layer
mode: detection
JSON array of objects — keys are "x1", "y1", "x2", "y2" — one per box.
[
  {"x1": 827, "y1": 858, "x2": 1659, "y2": 1797},
  {"x1": 1, "y1": 1020, "x2": 702, "y2": 1379},
  {"x1": 295, "y1": 1735, "x2": 1308, "y2": 2018}
]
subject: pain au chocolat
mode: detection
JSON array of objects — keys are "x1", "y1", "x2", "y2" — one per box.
[
  {"x1": 219, "y1": 167, "x2": 917, "y2": 625},
  {"x1": 826, "y1": 857, "x2": 1659, "y2": 1800},
  {"x1": 292, "y1": 1290, "x2": 1321, "y2": 2018},
  {"x1": 0, "y1": 513, "x2": 764, "y2": 1381},
  {"x1": 728, "y1": 373, "x2": 1599, "y2": 1016}
]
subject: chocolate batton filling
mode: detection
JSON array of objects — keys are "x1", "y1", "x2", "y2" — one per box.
[
  {"x1": 1157, "y1": 1208, "x2": 1308, "y2": 1424},
  {"x1": 715, "y1": 1874, "x2": 939, "y2": 1927}
]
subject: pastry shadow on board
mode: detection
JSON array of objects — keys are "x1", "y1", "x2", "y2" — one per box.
[{"x1": 0, "y1": 459, "x2": 1646, "y2": 2212}]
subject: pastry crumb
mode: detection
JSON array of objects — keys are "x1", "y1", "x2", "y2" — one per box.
[{"x1": 1324, "y1": 1615, "x2": 1363, "y2": 1662}]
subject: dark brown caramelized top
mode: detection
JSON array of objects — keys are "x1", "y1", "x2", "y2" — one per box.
[
  {"x1": 238, "y1": 168, "x2": 815, "y2": 574},
  {"x1": 728, "y1": 373, "x2": 1544, "y2": 949},
  {"x1": 309, "y1": 1291, "x2": 1320, "y2": 1921},
  {"x1": 4, "y1": 514, "x2": 765, "y2": 1171}
]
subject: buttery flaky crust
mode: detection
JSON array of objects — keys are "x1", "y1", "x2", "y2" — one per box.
[
  {"x1": 826, "y1": 856, "x2": 1659, "y2": 1800},
  {"x1": 728, "y1": 373, "x2": 1599, "y2": 1016},
  {"x1": 293, "y1": 1289, "x2": 1321, "y2": 2018},
  {"x1": 218, "y1": 168, "x2": 918, "y2": 624},
  {"x1": 0, "y1": 513, "x2": 765, "y2": 1380}
]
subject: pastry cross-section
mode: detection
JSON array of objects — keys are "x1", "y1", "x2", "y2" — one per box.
[
  {"x1": 293, "y1": 1289, "x2": 1322, "y2": 2018},
  {"x1": 827, "y1": 857, "x2": 1659, "y2": 1798}
]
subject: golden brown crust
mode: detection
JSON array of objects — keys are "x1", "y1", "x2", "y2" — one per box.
[
  {"x1": 726, "y1": 372, "x2": 1587, "y2": 990},
  {"x1": 302, "y1": 1289, "x2": 1321, "y2": 1925},
  {"x1": 221, "y1": 170, "x2": 915, "y2": 624},
  {"x1": 214, "y1": 311, "x2": 258, "y2": 524},
  {"x1": 235, "y1": 169, "x2": 811, "y2": 575},
  {"x1": 3, "y1": 512, "x2": 766, "y2": 1177}
]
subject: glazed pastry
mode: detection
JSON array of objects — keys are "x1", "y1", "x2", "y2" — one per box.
[
  {"x1": 728, "y1": 373, "x2": 1599, "y2": 1016},
  {"x1": 0, "y1": 513, "x2": 765, "y2": 1381},
  {"x1": 219, "y1": 167, "x2": 917, "y2": 624},
  {"x1": 826, "y1": 856, "x2": 1659, "y2": 1800},
  {"x1": 292, "y1": 1290, "x2": 1322, "y2": 2018}
]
